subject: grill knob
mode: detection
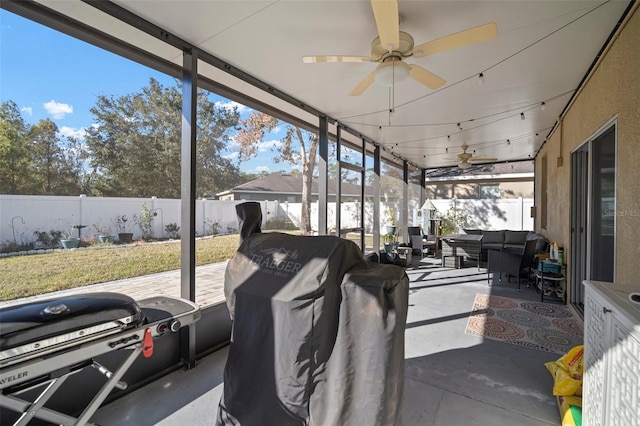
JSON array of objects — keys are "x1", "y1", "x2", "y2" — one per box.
[{"x1": 170, "y1": 320, "x2": 181, "y2": 333}]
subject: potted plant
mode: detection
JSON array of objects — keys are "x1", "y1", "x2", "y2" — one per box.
[
  {"x1": 439, "y1": 207, "x2": 468, "y2": 236},
  {"x1": 93, "y1": 221, "x2": 114, "y2": 243},
  {"x1": 133, "y1": 205, "x2": 155, "y2": 241},
  {"x1": 385, "y1": 207, "x2": 397, "y2": 235},
  {"x1": 383, "y1": 232, "x2": 398, "y2": 253},
  {"x1": 60, "y1": 226, "x2": 80, "y2": 249},
  {"x1": 115, "y1": 215, "x2": 133, "y2": 244}
]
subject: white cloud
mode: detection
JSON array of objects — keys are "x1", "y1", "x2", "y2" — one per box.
[
  {"x1": 227, "y1": 135, "x2": 240, "y2": 149},
  {"x1": 255, "y1": 166, "x2": 270, "y2": 173},
  {"x1": 214, "y1": 100, "x2": 248, "y2": 114},
  {"x1": 59, "y1": 126, "x2": 86, "y2": 140},
  {"x1": 43, "y1": 100, "x2": 73, "y2": 119},
  {"x1": 257, "y1": 139, "x2": 282, "y2": 152},
  {"x1": 222, "y1": 151, "x2": 239, "y2": 160},
  {"x1": 20, "y1": 106, "x2": 33, "y2": 117}
]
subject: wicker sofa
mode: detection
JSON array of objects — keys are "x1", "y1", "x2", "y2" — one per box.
[{"x1": 463, "y1": 229, "x2": 547, "y2": 264}]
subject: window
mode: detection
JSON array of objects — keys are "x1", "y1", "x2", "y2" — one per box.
[{"x1": 478, "y1": 184, "x2": 500, "y2": 199}]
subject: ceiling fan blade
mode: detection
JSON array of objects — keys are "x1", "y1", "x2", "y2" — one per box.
[
  {"x1": 412, "y1": 22, "x2": 498, "y2": 59},
  {"x1": 302, "y1": 55, "x2": 373, "y2": 63},
  {"x1": 408, "y1": 65, "x2": 446, "y2": 90},
  {"x1": 469, "y1": 157, "x2": 498, "y2": 163},
  {"x1": 371, "y1": 0, "x2": 399, "y2": 52},
  {"x1": 349, "y1": 72, "x2": 375, "y2": 96}
]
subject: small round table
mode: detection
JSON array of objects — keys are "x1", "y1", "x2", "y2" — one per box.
[{"x1": 535, "y1": 260, "x2": 566, "y2": 303}]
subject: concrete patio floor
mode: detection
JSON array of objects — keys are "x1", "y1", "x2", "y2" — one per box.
[{"x1": 82, "y1": 255, "x2": 576, "y2": 425}]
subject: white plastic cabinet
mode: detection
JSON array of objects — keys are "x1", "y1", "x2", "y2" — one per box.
[{"x1": 583, "y1": 280, "x2": 640, "y2": 426}]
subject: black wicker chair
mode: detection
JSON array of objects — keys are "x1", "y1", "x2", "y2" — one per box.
[
  {"x1": 487, "y1": 239, "x2": 538, "y2": 290},
  {"x1": 407, "y1": 226, "x2": 437, "y2": 258}
]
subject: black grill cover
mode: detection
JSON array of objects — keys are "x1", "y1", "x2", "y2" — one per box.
[{"x1": 217, "y1": 204, "x2": 409, "y2": 426}]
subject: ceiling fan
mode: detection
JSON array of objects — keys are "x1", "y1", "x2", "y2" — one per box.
[
  {"x1": 302, "y1": 0, "x2": 498, "y2": 96},
  {"x1": 457, "y1": 145, "x2": 497, "y2": 169}
]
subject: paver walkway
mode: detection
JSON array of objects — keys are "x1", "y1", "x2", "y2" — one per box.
[{"x1": 0, "y1": 261, "x2": 229, "y2": 308}]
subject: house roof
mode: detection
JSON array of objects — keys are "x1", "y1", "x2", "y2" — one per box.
[{"x1": 216, "y1": 173, "x2": 374, "y2": 197}]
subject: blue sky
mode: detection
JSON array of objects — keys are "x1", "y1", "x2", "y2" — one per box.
[{"x1": 0, "y1": 10, "x2": 290, "y2": 175}]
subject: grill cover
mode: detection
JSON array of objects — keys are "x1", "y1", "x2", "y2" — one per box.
[{"x1": 217, "y1": 203, "x2": 409, "y2": 426}]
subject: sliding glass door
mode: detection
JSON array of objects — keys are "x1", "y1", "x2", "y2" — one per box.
[
  {"x1": 570, "y1": 122, "x2": 616, "y2": 314},
  {"x1": 590, "y1": 125, "x2": 616, "y2": 281}
]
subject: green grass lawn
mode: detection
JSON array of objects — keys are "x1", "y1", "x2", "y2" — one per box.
[
  {"x1": 0, "y1": 234, "x2": 240, "y2": 301},
  {"x1": 0, "y1": 232, "x2": 376, "y2": 301}
]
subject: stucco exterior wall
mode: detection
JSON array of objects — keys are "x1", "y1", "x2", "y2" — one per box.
[{"x1": 535, "y1": 5, "x2": 640, "y2": 289}]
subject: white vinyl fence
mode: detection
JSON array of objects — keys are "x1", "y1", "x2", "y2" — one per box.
[
  {"x1": 0, "y1": 195, "x2": 279, "y2": 246},
  {"x1": 427, "y1": 198, "x2": 534, "y2": 231},
  {"x1": 0, "y1": 195, "x2": 533, "y2": 248}
]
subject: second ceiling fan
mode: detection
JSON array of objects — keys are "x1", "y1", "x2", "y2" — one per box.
[
  {"x1": 457, "y1": 145, "x2": 498, "y2": 169},
  {"x1": 303, "y1": 0, "x2": 498, "y2": 96}
]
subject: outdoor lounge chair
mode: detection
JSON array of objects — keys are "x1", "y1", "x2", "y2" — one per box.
[{"x1": 408, "y1": 227, "x2": 437, "y2": 258}]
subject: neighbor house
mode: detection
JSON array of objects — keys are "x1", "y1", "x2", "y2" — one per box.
[{"x1": 215, "y1": 173, "x2": 374, "y2": 202}]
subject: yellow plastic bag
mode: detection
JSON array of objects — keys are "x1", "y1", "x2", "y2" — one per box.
[
  {"x1": 551, "y1": 365, "x2": 582, "y2": 396},
  {"x1": 557, "y1": 345, "x2": 584, "y2": 379},
  {"x1": 557, "y1": 395, "x2": 582, "y2": 426},
  {"x1": 545, "y1": 346, "x2": 584, "y2": 396}
]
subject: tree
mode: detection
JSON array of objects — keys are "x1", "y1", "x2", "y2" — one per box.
[
  {"x1": 0, "y1": 101, "x2": 32, "y2": 193},
  {"x1": 85, "y1": 78, "x2": 242, "y2": 198},
  {"x1": 29, "y1": 118, "x2": 82, "y2": 195},
  {"x1": 236, "y1": 112, "x2": 318, "y2": 234}
]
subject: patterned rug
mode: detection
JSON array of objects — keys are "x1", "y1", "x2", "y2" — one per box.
[{"x1": 465, "y1": 293, "x2": 583, "y2": 354}]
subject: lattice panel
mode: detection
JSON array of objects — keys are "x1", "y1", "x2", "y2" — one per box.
[
  {"x1": 583, "y1": 293, "x2": 606, "y2": 426},
  {"x1": 608, "y1": 319, "x2": 640, "y2": 426}
]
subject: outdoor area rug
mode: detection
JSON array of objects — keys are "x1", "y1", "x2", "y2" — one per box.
[{"x1": 465, "y1": 293, "x2": 583, "y2": 354}]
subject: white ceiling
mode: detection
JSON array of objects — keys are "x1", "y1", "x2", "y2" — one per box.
[{"x1": 36, "y1": 0, "x2": 631, "y2": 169}]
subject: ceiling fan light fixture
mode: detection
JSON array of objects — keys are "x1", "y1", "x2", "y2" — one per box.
[{"x1": 374, "y1": 61, "x2": 410, "y2": 87}]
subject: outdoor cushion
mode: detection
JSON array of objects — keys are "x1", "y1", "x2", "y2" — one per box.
[
  {"x1": 463, "y1": 229, "x2": 483, "y2": 235},
  {"x1": 504, "y1": 231, "x2": 528, "y2": 245},
  {"x1": 482, "y1": 230, "x2": 504, "y2": 244}
]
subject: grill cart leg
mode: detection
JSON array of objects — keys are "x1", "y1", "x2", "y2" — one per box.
[
  {"x1": 12, "y1": 375, "x2": 71, "y2": 426},
  {"x1": 1, "y1": 342, "x2": 142, "y2": 426},
  {"x1": 1, "y1": 373, "x2": 98, "y2": 426},
  {"x1": 75, "y1": 342, "x2": 143, "y2": 425}
]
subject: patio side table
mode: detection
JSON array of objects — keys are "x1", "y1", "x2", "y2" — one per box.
[{"x1": 535, "y1": 260, "x2": 566, "y2": 303}]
